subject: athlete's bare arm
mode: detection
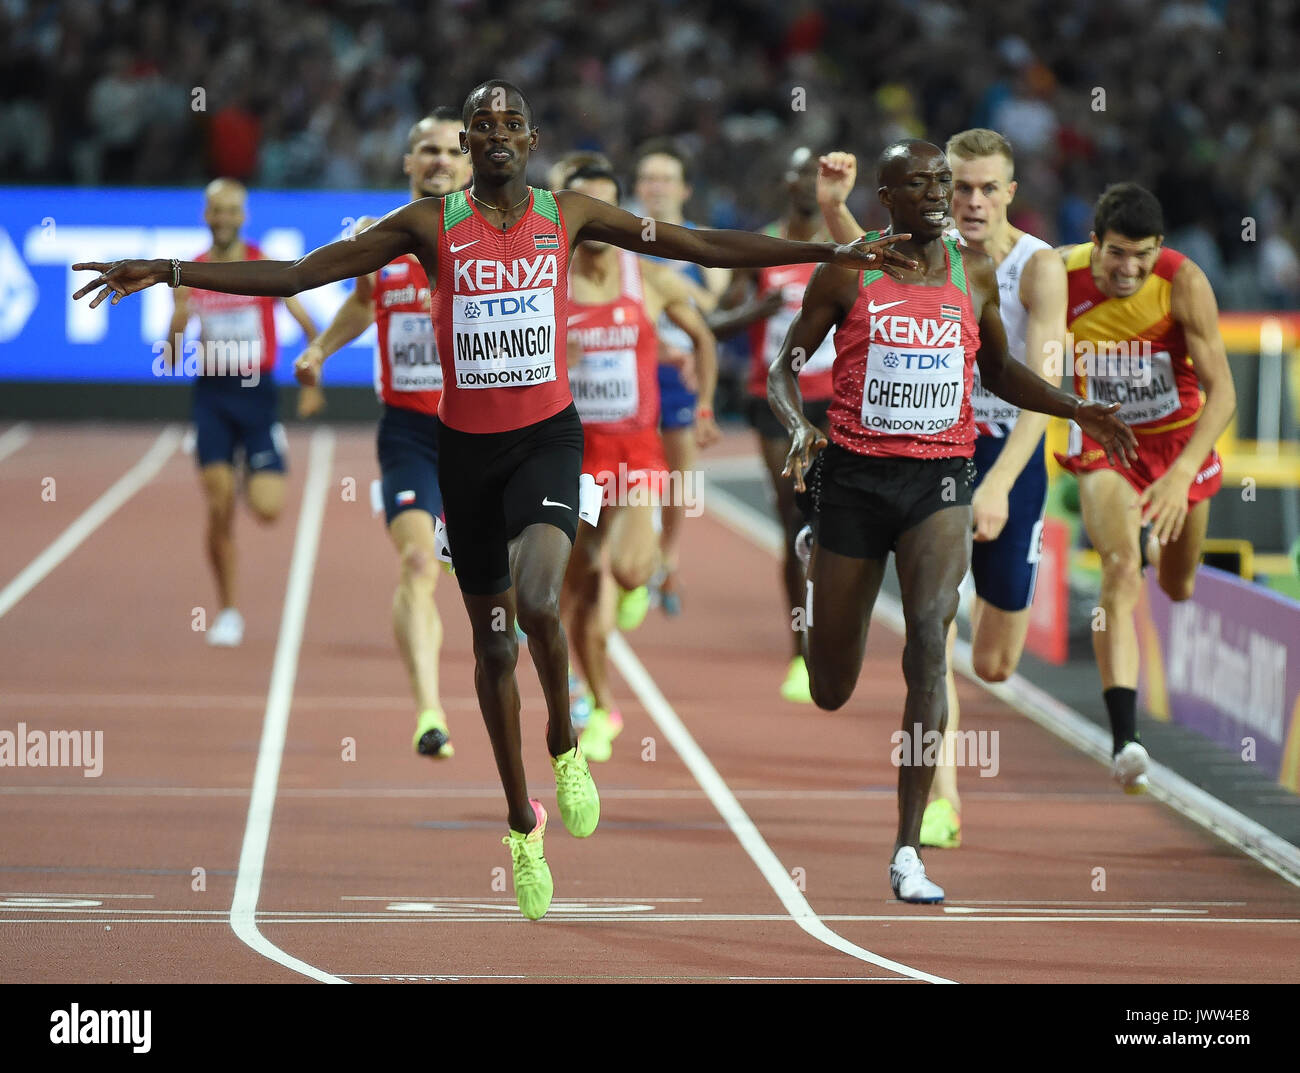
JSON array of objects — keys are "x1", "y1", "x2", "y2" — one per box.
[
  {"x1": 706, "y1": 266, "x2": 783, "y2": 340},
  {"x1": 556, "y1": 190, "x2": 914, "y2": 273},
  {"x1": 817, "y1": 152, "x2": 866, "y2": 246},
  {"x1": 294, "y1": 217, "x2": 383, "y2": 387},
  {"x1": 1137, "y1": 259, "x2": 1238, "y2": 543},
  {"x1": 163, "y1": 286, "x2": 193, "y2": 372},
  {"x1": 768, "y1": 264, "x2": 858, "y2": 490},
  {"x1": 969, "y1": 254, "x2": 1137, "y2": 466},
  {"x1": 972, "y1": 248, "x2": 1068, "y2": 539},
  {"x1": 644, "y1": 259, "x2": 721, "y2": 445},
  {"x1": 74, "y1": 202, "x2": 439, "y2": 306}
]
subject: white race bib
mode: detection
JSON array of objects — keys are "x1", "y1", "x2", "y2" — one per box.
[
  {"x1": 570, "y1": 348, "x2": 638, "y2": 424},
  {"x1": 452, "y1": 287, "x2": 556, "y2": 389},
  {"x1": 388, "y1": 311, "x2": 442, "y2": 392},
  {"x1": 200, "y1": 307, "x2": 262, "y2": 345},
  {"x1": 1085, "y1": 349, "x2": 1180, "y2": 426},
  {"x1": 859, "y1": 343, "x2": 964, "y2": 435},
  {"x1": 767, "y1": 300, "x2": 836, "y2": 376}
]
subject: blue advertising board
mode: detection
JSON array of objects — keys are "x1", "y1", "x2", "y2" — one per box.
[{"x1": 0, "y1": 186, "x2": 411, "y2": 386}]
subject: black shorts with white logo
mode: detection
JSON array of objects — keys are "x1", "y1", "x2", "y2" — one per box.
[
  {"x1": 437, "y1": 402, "x2": 584, "y2": 595},
  {"x1": 812, "y1": 443, "x2": 975, "y2": 560}
]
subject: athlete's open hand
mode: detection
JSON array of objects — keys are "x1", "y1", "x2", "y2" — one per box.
[
  {"x1": 830, "y1": 233, "x2": 917, "y2": 275},
  {"x1": 782, "y1": 417, "x2": 828, "y2": 493},
  {"x1": 294, "y1": 344, "x2": 324, "y2": 387},
  {"x1": 1136, "y1": 465, "x2": 1194, "y2": 546},
  {"x1": 817, "y1": 152, "x2": 858, "y2": 208},
  {"x1": 73, "y1": 260, "x2": 167, "y2": 307},
  {"x1": 1074, "y1": 401, "x2": 1138, "y2": 468}
]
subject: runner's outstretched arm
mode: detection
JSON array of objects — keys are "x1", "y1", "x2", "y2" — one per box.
[
  {"x1": 557, "y1": 190, "x2": 914, "y2": 273},
  {"x1": 74, "y1": 202, "x2": 433, "y2": 305}
]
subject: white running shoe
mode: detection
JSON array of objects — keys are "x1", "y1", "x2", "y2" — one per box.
[
  {"x1": 795, "y1": 524, "x2": 813, "y2": 568},
  {"x1": 1112, "y1": 740, "x2": 1150, "y2": 794},
  {"x1": 890, "y1": 845, "x2": 944, "y2": 903},
  {"x1": 207, "y1": 608, "x2": 245, "y2": 647}
]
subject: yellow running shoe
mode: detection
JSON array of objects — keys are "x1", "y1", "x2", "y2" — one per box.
[
  {"x1": 616, "y1": 585, "x2": 651, "y2": 632},
  {"x1": 412, "y1": 708, "x2": 454, "y2": 759},
  {"x1": 551, "y1": 746, "x2": 600, "y2": 838},
  {"x1": 503, "y1": 799, "x2": 553, "y2": 920},
  {"x1": 780, "y1": 656, "x2": 812, "y2": 704},
  {"x1": 920, "y1": 798, "x2": 961, "y2": 849},
  {"x1": 578, "y1": 707, "x2": 623, "y2": 763}
]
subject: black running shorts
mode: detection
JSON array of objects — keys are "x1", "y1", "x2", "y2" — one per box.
[
  {"x1": 747, "y1": 395, "x2": 831, "y2": 442},
  {"x1": 812, "y1": 444, "x2": 975, "y2": 560},
  {"x1": 437, "y1": 403, "x2": 584, "y2": 595}
]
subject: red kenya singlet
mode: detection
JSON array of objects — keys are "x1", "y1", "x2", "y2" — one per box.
[
  {"x1": 567, "y1": 250, "x2": 662, "y2": 434},
  {"x1": 433, "y1": 188, "x2": 571, "y2": 433},
  {"x1": 372, "y1": 253, "x2": 440, "y2": 414},
  {"x1": 191, "y1": 244, "x2": 278, "y2": 372},
  {"x1": 828, "y1": 233, "x2": 981, "y2": 458}
]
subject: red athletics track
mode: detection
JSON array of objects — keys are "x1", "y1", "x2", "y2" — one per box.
[{"x1": 1, "y1": 422, "x2": 1298, "y2": 984}]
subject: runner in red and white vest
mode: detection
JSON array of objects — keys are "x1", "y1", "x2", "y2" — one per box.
[
  {"x1": 294, "y1": 107, "x2": 470, "y2": 762},
  {"x1": 816, "y1": 130, "x2": 1071, "y2": 849},
  {"x1": 72, "y1": 80, "x2": 915, "y2": 921},
  {"x1": 768, "y1": 139, "x2": 1135, "y2": 906},
  {"x1": 558, "y1": 163, "x2": 718, "y2": 764},
  {"x1": 166, "y1": 177, "x2": 321, "y2": 651}
]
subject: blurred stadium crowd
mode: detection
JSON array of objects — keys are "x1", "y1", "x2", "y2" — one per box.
[{"x1": 3, "y1": 0, "x2": 1296, "y2": 309}]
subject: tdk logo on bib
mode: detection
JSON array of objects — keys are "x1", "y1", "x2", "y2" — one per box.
[{"x1": 463, "y1": 294, "x2": 543, "y2": 318}]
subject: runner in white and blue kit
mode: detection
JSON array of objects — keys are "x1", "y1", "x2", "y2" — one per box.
[{"x1": 817, "y1": 128, "x2": 1068, "y2": 849}]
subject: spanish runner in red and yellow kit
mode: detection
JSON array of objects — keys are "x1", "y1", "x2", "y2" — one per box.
[
  {"x1": 1056, "y1": 242, "x2": 1223, "y2": 506},
  {"x1": 1049, "y1": 183, "x2": 1237, "y2": 797}
]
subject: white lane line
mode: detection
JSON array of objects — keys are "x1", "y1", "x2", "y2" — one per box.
[
  {"x1": 228, "y1": 427, "x2": 344, "y2": 985},
  {"x1": 704, "y1": 479, "x2": 1300, "y2": 889},
  {"x1": 0, "y1": 426, "x2": 182, "y2": 621},
  {"x1": 0, "y1": 785, "x2": 1137, "y2": 802},
  {"x1": 8, "y1": 915, "x2": 1299, "y2": 926},
  {"x1": 608, "y1": 632, "x2": 953, "y2": 985},
  {"x1": 0, "y1": 423, "x2": 32, "y2": 463}
]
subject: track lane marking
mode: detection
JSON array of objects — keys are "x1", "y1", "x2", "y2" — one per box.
[
  {"x1": 608, "y1": 633, "x2": 955, "y2": 985},
  {"x1": 0, "y1": 422, "x2": 32, "y2": 463},
  {"x1": 228, "y1": 427, "x2": 345, "y2": 984},
  {"x1": 0, "y1": 426, "x2": 182, "y2": 620}
]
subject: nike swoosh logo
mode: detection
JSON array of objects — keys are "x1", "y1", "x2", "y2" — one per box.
[
  {"x1": 768, "y1": 271, "x2": 800, "y2": 287},
  {"x1": 449, "y1": 240, "x2": 479, "y2": 253},
  {"x1": 567, "y1": 311, "x2": 594, "y2": 324},
  {"x1": 542, "y1": 497, "x2": 573, "y2": 510},
  {"x1": 867, "y1": 299, "x2": 906, "y2": 313}
]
